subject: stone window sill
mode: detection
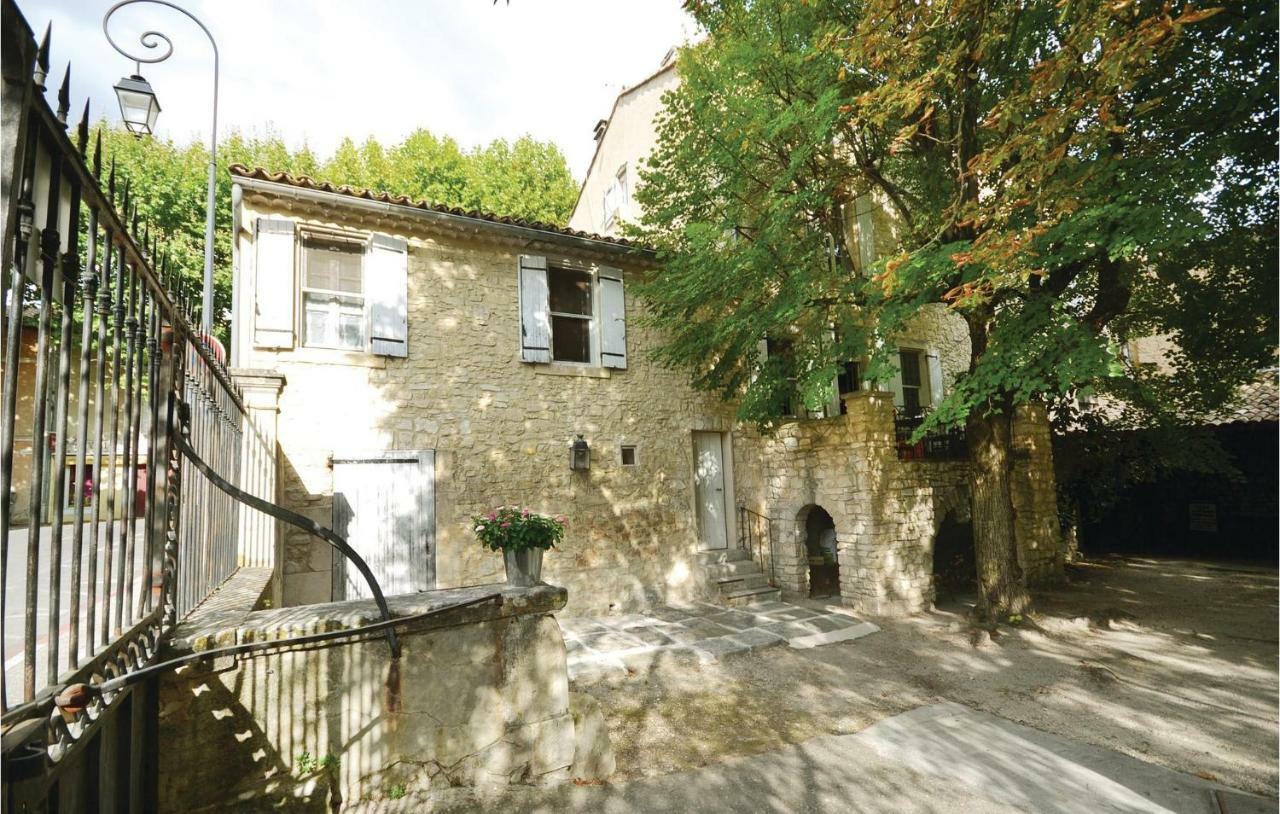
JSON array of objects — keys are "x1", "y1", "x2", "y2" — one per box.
[
  {"x1": 534, "y1": 365, "x2": 612, "y2": 379},
  {"x1": 255, "y1": 345, "x2": 387, "y2": 369}
]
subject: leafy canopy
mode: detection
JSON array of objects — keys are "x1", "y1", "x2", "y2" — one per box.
[{"x1": 634, "y1": 0, "x2": 1277, "y2": 431}]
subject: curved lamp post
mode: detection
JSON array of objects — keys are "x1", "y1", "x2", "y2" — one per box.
[{"x1": 104, "y1": 0, "x2": 219, "y2": 338}]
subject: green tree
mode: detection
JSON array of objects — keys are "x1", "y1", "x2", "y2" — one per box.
[
  {"x1": 95, "y1": 125, "x2": 581, "y2": 343},
  {"x1": 634, "y1": 0, "x2": 1277, "y2": 616}
]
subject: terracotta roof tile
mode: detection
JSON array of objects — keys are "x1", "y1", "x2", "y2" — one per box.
[
  {"x1": 229, "y1": 164, "x2": 647, "y2": 251},
  {"x1": 1205, "y1": 373, "x2": 1279, "y2": 426}
]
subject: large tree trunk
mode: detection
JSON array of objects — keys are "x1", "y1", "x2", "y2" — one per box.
[{"x1": 966, "y1": 407, "x2": 1031, "y2": 619}]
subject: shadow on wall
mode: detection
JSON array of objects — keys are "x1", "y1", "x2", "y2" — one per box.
[{"x1": 157, "y1": 609, "x2": 575, "y2": 811}]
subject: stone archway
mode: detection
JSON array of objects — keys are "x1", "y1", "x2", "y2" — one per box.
[
  {"x1": 931, "y1": 510, "x2": 975, "y2": 604},
  {"x1": 797, "y1": 505, "x2": 840, "y2": 598}
]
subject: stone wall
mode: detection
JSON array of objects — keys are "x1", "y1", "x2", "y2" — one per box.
[
  {"x1": 234, "y1": 193, "x2": 743, "y2": 615},
  {"x1": 759, "y1": 392, "x2": 1063, "y2": 616},
  {"x1": 157, "y1": 584, "x2": 588, "y2": 811}
]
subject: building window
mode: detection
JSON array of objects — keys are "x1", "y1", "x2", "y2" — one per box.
[
  {"x1": 620, "y1": 445, "x2": 638, "y2": 466},
  {"x1": 302, "y1": 238, "x2": 365, "y2": 350},
  {"x1": 837, "y1": 361, "x2": 861, "y2": 415},
  {"x1": 602, "y1": 164, "x2": 629, "y2": 226},
  {"x1": 548, "y1": 267, "x2": 594, "y2": 363},
  {"x1": 899, "y1": 349, "x2": 924, "y2": 417}
]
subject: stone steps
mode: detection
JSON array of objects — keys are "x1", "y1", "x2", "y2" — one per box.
[
  {"x1": 695, "y1": 547, "x2": 752, "y2": 565},
  {"x1": 695, "y1": 547, "x2": 781, "y2": 606},
  {"x1": 722, "y1": 584, "x2": 783, "y2": 606}
]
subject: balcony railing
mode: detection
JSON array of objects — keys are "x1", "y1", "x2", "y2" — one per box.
[{"x1": 894, "y1": 411, "x2": 967, "y2": 461}]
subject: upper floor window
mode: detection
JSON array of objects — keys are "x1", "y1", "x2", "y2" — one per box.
[
  {"x1": 898, "y1": 348, "x2": 925, "y2": 417},
  {"x1": 518, "y1": 254, "x2": 627, "y2": 370},
  {"x1": 548, "y1": 267, "x2": 594, "y2": 363},
  {"x1": 602, "y1": 164, "x2": 629, "y2": 227},
  {"x1": 303, "y1": 238, "x2": 365, "y2": 351}
]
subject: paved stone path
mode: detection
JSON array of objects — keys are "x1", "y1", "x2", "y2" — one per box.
[
  {"x1": 560, "y1": 599, "x2": 879, "y2": 682},
  {"x1": 413, "y1": 702, "x2": 1273, "y2": 814}
]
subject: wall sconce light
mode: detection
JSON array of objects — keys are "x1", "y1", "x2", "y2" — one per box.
[{"x1": 570, "y1": 434, "x2": 590, "y2": 471}]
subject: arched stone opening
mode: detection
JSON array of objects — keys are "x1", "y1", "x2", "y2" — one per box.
[
  {"x1": 931, "y1": 510, "x2": 975, "y2": 604},
  {"x1": 797, "y1": 505, "x2": 839, "y2": 598}
]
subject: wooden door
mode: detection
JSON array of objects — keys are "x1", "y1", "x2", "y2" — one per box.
[
  {"x1": 693, "y1": 432, "x2": 728, "y2": 550},
  {"x1": 331, "y1": 450, "x2": 435, "y2": 600}
]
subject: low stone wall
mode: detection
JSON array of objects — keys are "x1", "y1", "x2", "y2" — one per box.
[
  {"x1": 760, "y1": 392, "x2": 1064, "y2": 616},
  {"x1": 157, "y1": 583, "x2": 590, "y2": 812}
]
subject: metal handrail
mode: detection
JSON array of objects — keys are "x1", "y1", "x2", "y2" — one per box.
[
  {"x1": 738, "y1": 505, "x2": 776, "y2": 587},
  {"x1": 170, "y1": 426, "x2": 401, "y2": 660}
]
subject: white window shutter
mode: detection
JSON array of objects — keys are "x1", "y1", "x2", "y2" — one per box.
[
  {"x1": 855, "y1": 194, "x2": 876, "y2": 274},
  {"x1": 368, "y1": 233, "x2": 409, "y2": 357},
  {"x1": 253, "y1": 218, "x2": 295, "y2": 348},
  {"x1": 888, "y1": 350, "x2": 905, "y2": 408},
  {"x1": 518, "y1": 255, "x2": 551, "y2": 363},
  {"x1": 598, "y1": 268, "x2": 627, "y2": 369},
  {"x1": 926, "y1": 349, "x2": 944, "y2": 407}
]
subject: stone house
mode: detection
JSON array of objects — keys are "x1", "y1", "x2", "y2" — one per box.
[{"x1": 228, "y1": 154, "x2": 1064, "y2": 618}]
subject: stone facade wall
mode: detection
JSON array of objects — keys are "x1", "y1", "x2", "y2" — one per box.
[
  {"x1": 157, "y1": 585, "x2": 581, "y2": 811},
  {"x1": 235, "y1": 193, "x2": 743, "y2": 615},
  {"x1": 759, "y1": 392, "x2": 1064, "y2": 616}
]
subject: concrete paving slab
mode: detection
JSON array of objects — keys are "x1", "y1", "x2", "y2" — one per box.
[
  {"x1": 703, "y1": 610, "x2": 761, "y2": 631},
  {"x1": 727, "y1": 627, "x2": 787, "y2": 651},
  {"x1": 788, "y1": 621, "x2": 880, "y2": 649},
  {"x1": 691, "y1": 636, "x2": 750, "y2": 661},
  {"x1": 755, "y1": 606, "x2": 824, "y2": 622}
]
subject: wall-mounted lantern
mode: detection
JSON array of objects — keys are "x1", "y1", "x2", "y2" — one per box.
[{"x1": 569, "y1": 435, "x2": 590, "y2": 471}]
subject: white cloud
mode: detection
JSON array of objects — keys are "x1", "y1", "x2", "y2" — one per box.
[{"x1": 25, "y1": 0, "x2": 698, "y2": 180}]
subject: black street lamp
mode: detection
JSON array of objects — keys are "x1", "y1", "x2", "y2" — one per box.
[{"x1": 112, "y1": 73, "x2": 161, "y2": 136}]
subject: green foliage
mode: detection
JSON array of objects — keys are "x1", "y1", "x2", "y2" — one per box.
[
  {"x1": 471, "y1": 506, "x2": 566, "y2": 552},
  {"x1": 97, "y1": 126, "x2": 581, "y2": 344},
  {"x1": 633, "y1": 0, "x2": 1277, "y2": 434},
  {"x1": 294, "y1": 751, "x2": 339, "y2": 776},
  {"x1": 386, "y1": 784, "x2": 407, "y2": 800}
]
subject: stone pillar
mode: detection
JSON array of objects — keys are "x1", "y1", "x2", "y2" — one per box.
[
  {"x1": 230, "y1": 370, "x2": 285, "y2": 602},
  {"x1": 1011, "y1": 403, "x2": 1064, "y2": 584}
]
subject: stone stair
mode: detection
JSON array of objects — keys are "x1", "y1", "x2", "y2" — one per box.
[{"x1": 696, "y1": 547, "x2": 781, "y2": 606}]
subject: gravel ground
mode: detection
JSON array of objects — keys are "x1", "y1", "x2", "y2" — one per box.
[{"x1": 574, "y1": 556, "x2": 1278, "y2": 798}]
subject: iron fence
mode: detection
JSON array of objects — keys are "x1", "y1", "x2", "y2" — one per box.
[
  {"x1": 0, "y1": 0, "x2": 258, "y2": 806},
  {"x1": 894, "y1": 411, "x2": 968, "y2": 461}
]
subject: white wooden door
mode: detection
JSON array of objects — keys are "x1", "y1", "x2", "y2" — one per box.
[
  {"x1": 331, "y1": 450, "x2": 435, "y2": 600},
  {"x1": 693, "y1": 432, "x2": 728, "y2": 550}
]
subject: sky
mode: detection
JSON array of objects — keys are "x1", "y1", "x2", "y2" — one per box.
[{"x1": 22, "y1": 0, "x2": 699, "y2": 181}]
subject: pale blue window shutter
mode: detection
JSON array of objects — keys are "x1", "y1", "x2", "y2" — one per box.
[
  {"x1": 254, "y1": 218, "x2": 295, "y2": 348},
  {"x1": 598, "y1": 268, "x2": 627, "y2": 369},
  {"x1": 368, "y1": 233, "x2": 409, "y2": 357},
  {"x1": 926, "y1": 349, "x2": 944, "y2": 407},
  {"x1": 519, "y1": 255, "x2": 551, "y2": 363}
]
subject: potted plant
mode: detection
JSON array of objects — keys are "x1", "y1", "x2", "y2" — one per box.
[{"x1": 472, "y1": 506, "x2": 566, "y2": 587}]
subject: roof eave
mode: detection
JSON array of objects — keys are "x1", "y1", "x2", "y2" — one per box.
[{"x1": 234, "y1": 175, "x2": 657, "y2": 263}]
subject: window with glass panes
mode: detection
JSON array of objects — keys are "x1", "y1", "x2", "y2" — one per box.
[
  {"x1": 302, "y1": 239, "x2": 365, "y2": 350},
  {"x1": 899, "y1": 349, "x2": 924, "y2": 416},
  {"x1": 548, "y1": 267, "x2": 593, "y2": 363}
]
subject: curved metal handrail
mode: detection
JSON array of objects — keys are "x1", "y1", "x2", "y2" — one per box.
[{"x1": 172, "y1": 432, "x2": 402, "y2": 660}]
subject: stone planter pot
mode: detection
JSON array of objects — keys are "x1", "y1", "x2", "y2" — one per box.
[{"x1": 504, "y1": 548, "x2": 544, "y2": 587}]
